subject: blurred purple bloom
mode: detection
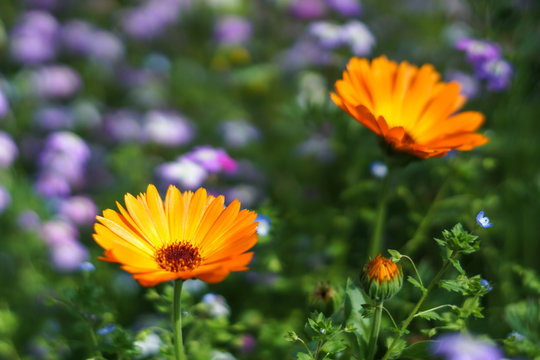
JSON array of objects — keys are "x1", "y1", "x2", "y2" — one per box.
[
  {"x1": 97, "y1": 324, "x2": 116, "y2": 335},
  {"x1": 17, "y1": 210, "x2": 41, "y2": 229},
  {"x1": 0, "y1": 88, "x2": 8, "y2": 118},
  {"x1": 326, "y1": 0, "x2": 362, "y2": 17},
  {"x1": 143, "y1": 110, "x2": 194, "y2": 147},
  {"x1": 476, "y1": 211, "x2": 493, "y2": 228},
  {"x1": 0, "y1": 185, "x2": 11, "y2": 214},
  {"x1": 340, "y1": 20, "x2": 375, "y2": 56},
  {"x1": 10, "y1": 11, "x2": 59, "y2": 64},
  {"x1": 308, "y1": 22, "x2": 344, "y2": 49},
  {"x1": 214, "y1": 16, "x2": 252, "y2": 46},
  {"x1": 225, "y1": 184, "x2": 259, "y2": 208},
  {"x1": 156, "y1": 158, "x2": 208, "y2": 189},
  {"x1": 280, "y1": 40, "x2": 333, "y2": 70},
  {"x1": 431, "y1": 333, "x2": 503, "y2": 360},
  {"x1": 220, "y1": 120, "x2": 260, "y2": 148},
  {"x1": 289, "y1": 0, "x2": 327, "y2": 19},
  {"x1": 240, "y1": 334, "x2": 256, "y2": 354},
  {"x1": 34, "y1": 106, "x2": 74, "y2": 130},
  {"x1": 31, "y1": 66, "x2": 81, "y2": 99},
  {"x1": 477, "y1": 59, "x2": 512, "y2": 91},
  {"x1": 78, "y1": 261, "x2": 96, "y2": 272},
  {"x1": 186, "y1": 146, "x2": 237, "y2": 174},
  {"x1": 121, "y1": 0, "x2": 188, "y2": 39},
  {"x1": 447, "y1": 71, "x2": 480, "y2": 99},
  {"x1": 102, "y1": 110, "x2": 143, "y2": 143},
  {"x1": 0, "y1": 131, "x2": 18, "y2": 168},
  {"x1": 41, "y1": 219, "x2": 79, "y2": 246},
  {"x1": 58, "y1": 195, "x2": 98, "y2": 226},
  {"x1": 455, "y1": 38, "x2": 501, "y2": 65},
  {"x1": 296, "y1": 134, "x2": 334, "y2": 162},
  {"x1": 41, "y1": 132, "x2": 91, "y2": 165},
  {"x1": 35, "y1": 173, "x2": 71, "y2": 197},
  {"x1": 50, "y1": 239, "x2": 88, "y2": 271},
  {"x1": 202, "y1": 293, "x2": 230, "y2": 317}
]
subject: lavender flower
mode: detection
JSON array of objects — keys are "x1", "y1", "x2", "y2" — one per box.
[
  {"x1": 325, "y1": 0, "x2": 362, "y2": 17},
  {"x1": 185, "y1": 146, "x2": 237, "y2": 174},
  {"x1": 240, "y1": 334, "x2": 256, "y2": 354},
  {"x1": 58, "y1": 195, "x2": 98, "y2": 226},
  {"x1": 156, "y1": 158, "x2": 208, "y2": 189},
  {"x1": 50, "y1": 239, "x2": 89, "y2": 271},
  {"x1": 10, "y1": 11, "x2": 59, "y2": 64},
  {"x1": 340, "y1": 20, "x2": 375, "y2": 56},
  {"x1": 31, "y1": 66, "x2": 81, "y2": 99},
  {"x1": 35, "y1": 173, "x2": 71, "y2": 197},
  {"x1": 455, "y1": 38, "x2": 501, "y2": 65},
  {"x1": 477, "y1": 59, "x2": 512, "y2": 91},
  {"x1": 214, "y1": 16, "x2": 252, "y2": 46},
  {"x1": 446, "y1": 71, "x2": 480, "y2": 99},
  {"x1": 34, "y1": 106, "x2": 74, "y2": 130},
  {"x1": 289, "y1": 0, "x2": 327, "y2": 19},
  {"x1": 279, "y1": 39, "x2": 334, "y2": 70},
  {"x1": 431, "y1": 333, "x2": 503, "y2": 360},
  {"x1": 308, "y1": 22, "x2": 344, "y2": 50},
  {"x1": 225, "y1": 185, "x2": 259, "y2": 208},
  {"x1": 0, "y1": 185, "x2": 11, "y2": 214},
  {"x1": 0, "y1": 88, "x2": 8, "y2": 118},
  {"x1": 17, "y1": 210, "x2": 41, "y2": 229},
  {"x1": 143, "y1": 110, "x2": 194, "y2": 147},
  {"x1": 219, "y1": 120, "x2": 260, "y2": 148},
  {"x1": 62, "y1": 20, "x2": 124, "y2": 62},
  {"x1": 202, "y1": 293, "x2": 230, "y2": 317},
  {"x1": 102, "y1": 110, "x2": 143, "y2": 143},
  {"x1": 476, "y1": 211, "x2": 493, "y2": 228},
  {"x1": 121, "y1": 0, "x2": 188, "y2": 40},
  {"x1": 0, "y1": 131, "x2": 18, "y2": 168},
  {"x1": 41, "y1": 219, "x2": 79, "y2": 246}
]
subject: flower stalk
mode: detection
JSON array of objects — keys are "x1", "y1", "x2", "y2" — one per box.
[
  {"x1": 369, "y1": 166, "x2": 392, "y2": 258},
  {"x1": 381, "y1": 251, "x2": 457, "y2": 360},
  {"x1": 366, "y1": 301, "x2": 384, "y2": 360},
  {"x1": 173, "y1": 279, "x2": 186, "y2": 360}
]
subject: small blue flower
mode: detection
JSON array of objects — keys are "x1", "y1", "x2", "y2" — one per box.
[
  {"x1": 256, "y1": 214, "x2": 271, "y2": 236},
  {"x1": 78, "y1": 261, "x2": 96, "y2": 273},
  {"x1": 370, "y1": 161, "x2": 388, "y2": 179},
  {"x1": 476, "y1": 211, "x2": 493, "y2": 228},
  {"x1": 480, "y1": 279, "x2": 493, "y2": 291},
  {"x1": 97, "y1": 324, "x2": 115, "y2": 335}
]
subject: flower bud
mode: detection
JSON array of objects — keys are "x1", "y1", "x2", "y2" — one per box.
[{"x1": 361, "y1": 254, "x2": 403, "y2": 301}]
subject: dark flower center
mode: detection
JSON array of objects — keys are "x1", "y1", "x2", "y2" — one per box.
[{"x1": 155, "y1": 242, "x2": 202, "y2": 272}]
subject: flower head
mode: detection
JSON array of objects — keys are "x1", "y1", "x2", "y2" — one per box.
[
  {"x1": 431, "y1": 333, "x2": 503, "y2": 360},
  {"x1": 476, "y1": 211, "x2": 493, "y2": 228},
  {"x1": 93, "y1": 185, "x2": 258, "y2": 286},
  {"x1": 331, "y1": 56, "x2": 489, "y2": 158},
  {"x1": 361, "y1": 254, "x2": 402, "y2": 301}
]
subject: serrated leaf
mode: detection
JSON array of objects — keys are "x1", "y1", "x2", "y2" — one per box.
[
  {"x1": 449, "y1": 258, "x2": 465, "y2": 274},
  {"x1": 385, "y1": 337, "x2": 407, "y2": 359},
  {"x1": 297, "y1": 352, "x2": 312, "y2": 360},
  {"x1": 415, "y1": 311, "x2": 443, "y2": 321},
  {"x1": 400, "y1": 341, "x2": 437, "y2": 359},
  {"x1": 440, "y1": 279, "x2": 465, "y2": 294},
  {"x1": 420, "y1": 328, "x2": 438, "y2": 337},
  {"x1": 434, "y1": 238, "x2": 447, "y2": 248},
  {"x1": 407, "y1": 276, "x2": 427, "y2": 293}
]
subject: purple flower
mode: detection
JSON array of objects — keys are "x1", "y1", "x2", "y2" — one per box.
[
  {"x1": 214, "y1": 16, "x2": 252, "y2": 46},
  {"x1": 143, "y1": 110, "x2": 194, "y2": 147},
  {"x1": 50, "y1": 239, "x2": 88, "y2": 271},
  {"x1": 0, "y1": 185, "x2": 11, "y2": 214},
  {"x1": 0, "y1": 131, "x2": 18, "y2": 168},
  {"x1": 156, "y1": 158, "x2": 208, "y2": 189},
  {"x1": 296, "y1": 134, "x2": 334, "y2": 162},
  {"x1": 480, "y1": 279, "x2": 493, "y2": 291},
  {"x1": 340, "y1": 20, "x2": 375, "y2": 56},
  {"x1": 279, "y1": 39, "x2": 333, "y2": 70},
  {"x1": 477, "y1": 59, "x2": 512, "y2": 91},
  {"x1": 201, "y1": 293, "x2": 230, "y2": 317},
  {"x1": 35, "y1": 173, "x2": 71, "y2": 197},
  {"x1": 476, "y1": 211, "x2": 493, "y2": 228},
  {"x1": 17, "y1": 210, "x2": 41, "y2": 229},
  {"x1": 121, "y1": 0, "x2": 188, "y2": 40},
  {"x1": 446, "y1": 71, "x2": 480, "y2": 99},
  {"x1": 186, "y1": 146, "x2": 237, "y2": 174},
  {"x1": 0, "y1": 88, "x2": 9, "y2": 118},
  {"x1": 31, "y1": 66, "x2": 81, "y2": 99},
  {"x1": 58, "y1": 195, "x2": 98, "y2": 226},
  {"x1": 10, "y1": 11, "x2": 59, "y2": 64},
  {"x1": 102, "y1": 110, "x2": 143, "y2": 143},
  {"x1": 289, "y1": 0, "x2": 327, "y2": 19},
  {"x1": 325, "y1": 0, "x2": 362, "y2": 17},
  {"x1": 41, "y1": 219, "x2": 79, "y2": 246},
  {"x1": 431, "y1": 333, "x2": 503, "y2": 360},
  {"x1": 240, "y1": 334, "x2": 256, "y2": 354},
  {"x1": 225, "y1": 184, "x2": 259, "y2": 208},
  {"x1": 219, "y1": 120, "x2": 260, "y2": 148},
  {"x1": 308, "y1": 22, "x2": 345, "y2": 50},
  {"x1": 34, "y1": 106, "x2": 74, "y2": 130},
  {"x1": 455, "y1": 38, "x2": 501, "y2": 65}
]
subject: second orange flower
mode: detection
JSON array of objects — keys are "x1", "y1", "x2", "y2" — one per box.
[{"x1": 331, "y1": 56, "x2": 488, "y2": 158}]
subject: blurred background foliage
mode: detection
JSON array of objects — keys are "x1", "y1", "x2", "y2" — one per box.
[{"x1": 0, "y1": 0, "x2": 540, "y2": 359}]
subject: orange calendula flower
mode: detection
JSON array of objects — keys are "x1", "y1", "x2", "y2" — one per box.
[
  {"x1": 331, "y1": 56, "x2": 489, "y2": 158},
  {"x1": 93, "y1": 185, "x2": 258, "y2": 286},
  {"x1": 361, "y1": 254, "x2": 403, "y2": 301}
]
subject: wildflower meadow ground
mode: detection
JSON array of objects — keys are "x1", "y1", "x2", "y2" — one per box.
[{"x1": 1, "y1": 0, "x2": 540, "y2": 359}]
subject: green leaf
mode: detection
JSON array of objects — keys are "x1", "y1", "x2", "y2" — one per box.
[
  {"x1": 440, "y1": 279, "x2": 464, "y2": 293},
  {"x1": 415, "y1": 311, "x2": 443, "y2": 321},
  {"x1": 400, "y1": 341, "x2": 437, "y2": 359},
  {"x1": 449, "y1": 258, "x2": 465, "y2": 274},
  {"x1": 420, "y1": 328, "x2": 438, "y2": 338},
  {"x1": 297, "y1": 352, "x2": 313, "y2": 360},
  {"x1": 407, "y1": 276, "x2": 427, "y2": 294},
  {"x1": 385, "y1": 337, "x2": 407, "y2": 359},
  {"x1": 285, "y1": 331, "x2": 300, "y2": 342},
  {"x1": 387, "y1": 249, "x2": 402, "y2": 262}
]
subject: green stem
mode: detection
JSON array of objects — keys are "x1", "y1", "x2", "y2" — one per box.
[
  {"x1": 381, "y1": 252, "x2": 456, "y2": 360},
  {"x1": 414, "y1": 304, "x2": 456, "y2": 318},
  {"x1": 402, "y1": 255, "x2": 424, "y2": 287},
  {"x1": 382, "y1": 306, "x2": 399, "y2": 331},
  {"x1": 369, "y1": 167, "x2": 393, "y2": 258},
  {"x1": 173, "y1": 279, "x2": 186, "y2": 360},
  {"x1": 366, "y1": 301, "x2": 384, "y2": 360},
  {"x1": 314, "y1": 340, "x2": 323, "y2": 360}
]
